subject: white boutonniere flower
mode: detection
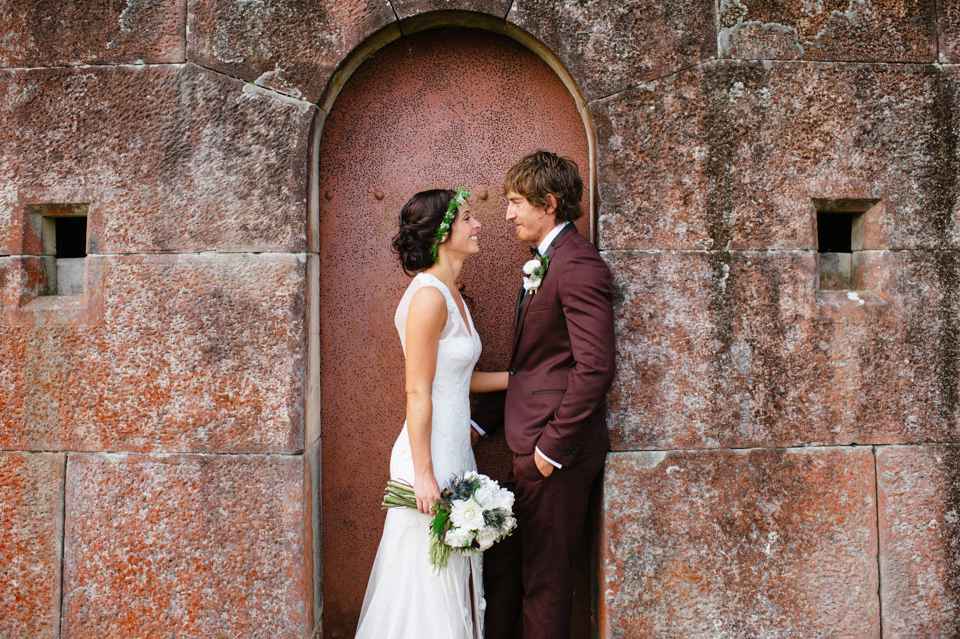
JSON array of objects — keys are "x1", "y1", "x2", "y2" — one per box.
[{"x1": 522, "y1": 254, "x2": 550, "y2": 294}]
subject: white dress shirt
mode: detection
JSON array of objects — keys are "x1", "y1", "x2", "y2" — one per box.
[{"x1": 536, "y1": 221, "x2": 571, "y2": 258}]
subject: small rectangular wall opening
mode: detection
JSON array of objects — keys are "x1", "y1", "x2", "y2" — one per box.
[
  {"x1": 813, "y1": 198, "x2": 876, "y2": 291},
  {"x1": 818, "y1": 213, "x2": 854, "y2": 253},
  {"x1": 27, "y1": 203, "x2": 89, "y2": 296}
]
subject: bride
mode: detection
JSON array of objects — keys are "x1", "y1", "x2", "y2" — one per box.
[{"x1": 355, "y1": 188, "x2": 509, "y2": 638}]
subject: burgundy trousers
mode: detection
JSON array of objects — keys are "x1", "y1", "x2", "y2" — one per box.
[{"x1": 485, "y1": 449, "x2": 605, "y2": 639}]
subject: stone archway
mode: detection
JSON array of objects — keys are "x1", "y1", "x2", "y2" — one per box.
[{"x1": 315, "y1": 23, "x2": 594, "y2": 638}]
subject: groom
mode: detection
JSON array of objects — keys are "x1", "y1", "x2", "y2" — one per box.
[{"x1": 479, "y1": 150, "x2": 615, "y2": 639}]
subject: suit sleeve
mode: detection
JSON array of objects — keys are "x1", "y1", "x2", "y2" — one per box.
[
  {"x1": 470, "y1": 390, "x2": 505, "y2": 437},
  {"x1": 535, "y1": 250, "x2": 615, "y2": 467}
]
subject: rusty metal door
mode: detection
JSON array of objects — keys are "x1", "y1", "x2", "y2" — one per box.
[{"x1": 318, "y1": 28, "x2": 590, "y2": 637}]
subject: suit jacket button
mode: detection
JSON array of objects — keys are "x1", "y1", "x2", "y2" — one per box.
[{"x1": 508, "y1": 368, "x2": 516, "y2": 375}]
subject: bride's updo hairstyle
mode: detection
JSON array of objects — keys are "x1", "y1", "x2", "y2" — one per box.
[{"x1": 392, "y1": 189, "x2": 457, "y2": 276}]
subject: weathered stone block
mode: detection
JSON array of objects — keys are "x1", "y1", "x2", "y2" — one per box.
[
  {"x1": 942, "y1": 1, "x2": 960, "y2": 63},
  {"x1": 0, "y1": 0, "x2": 185, "y2": 66},
  {"x1": 600, "y1": 448, "x2": 879, "y2": 638},
  {"x1": 606, "y1": 249, "x2": 960, "y2": 450},
  {"x1": 509, "y1": 0, "x2": 716, "y2": 100},
  {"x1": 0, "y1": 256, "x2": 49, "y2": 311},
  {"x1": 877, "y1": 445, "x2": 960, "y2": 637},
  {"x1": 0, "y1": 64, "x2": 315, "y2": 256},
  {"x1": 187, "y1": 0, "x2": 397, "y2": 102},
  {"x1": 393, "y1": 0, "x2": 511, "y2": 18},
  {"x1": 0, "y1": 452, "x2": 64, "y2": 639},
  {"x1": 607, "y1": 250, "x2": 824, "y2": 450},
  {"x1": 593, "y1": 61, "x2": 960, "y2": 251},
  {"x1": 718, "y1": 0, "x2": 937, "y2": 62},
  {"x1": 0, "y1": 253, "x2": 306, "y2": 453},
  {"x1": 62, "y1": 453, "x2": 307, "y2": 639}
]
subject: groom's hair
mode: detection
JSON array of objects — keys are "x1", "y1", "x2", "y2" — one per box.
[{"x1": 503, "y1": 150, "x2": 583, "y2": 222}]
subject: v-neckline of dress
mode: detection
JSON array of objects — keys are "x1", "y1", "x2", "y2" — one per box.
[{"x1": 422, "y1": 273, "x2": 473, "y2": 338}]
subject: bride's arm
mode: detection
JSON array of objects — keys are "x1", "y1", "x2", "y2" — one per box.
[
  {"x1": 470, "y1": 371, "x2": 509, "y2": 393},
  {"x1": 404, "y1": 287, "x2": 447, "y2": 515}
]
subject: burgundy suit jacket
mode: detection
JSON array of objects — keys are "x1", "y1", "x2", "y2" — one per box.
[{"x1": 501, "y1": 225, "x2": 615, "y2": 467}]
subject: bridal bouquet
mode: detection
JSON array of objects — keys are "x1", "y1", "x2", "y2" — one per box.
[{"x1": 382, "y1": 471, "x2": 517, "y2": 570}]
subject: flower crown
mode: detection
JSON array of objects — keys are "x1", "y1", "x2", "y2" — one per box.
[{"x1": 431, "y1": 187, "x2": 471, "y2": 262}]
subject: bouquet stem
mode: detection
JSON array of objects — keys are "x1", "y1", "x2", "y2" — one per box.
[{"x1": 381, "y1": 479, "x2": 418, "y2": 509}]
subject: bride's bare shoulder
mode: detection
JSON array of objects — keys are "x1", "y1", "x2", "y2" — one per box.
[{"x1": 407, "y1": 284, "x2": 447, "y2": 325}]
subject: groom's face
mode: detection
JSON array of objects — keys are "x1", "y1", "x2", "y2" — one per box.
[{"x1": 505, "y1": 191, "x2": 555, "y2": 245}]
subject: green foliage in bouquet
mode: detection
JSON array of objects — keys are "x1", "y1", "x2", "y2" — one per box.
[{"x1": 382, "y1": 479, "x2": 455, "y2": 569}]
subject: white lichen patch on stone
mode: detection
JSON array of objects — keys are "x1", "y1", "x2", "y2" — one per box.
[
  {"x1": 254, "y1": 65, "x2": 305, "y2": 101},
  {"x1": 633, "y1": 451, "x2": 668, "y2": 469},
  {"x1": 116, "y1": 0, "x2": 147, "y2": 33},
  {"x1": 846, "y1": 291, "x2": 866, "y2": 305},
  {"x1": 719, "y1": 21, "x2": 805, "y2": 59},
  {"x1": 239, "y1": 80, "x2": 313, "y2": 114}
]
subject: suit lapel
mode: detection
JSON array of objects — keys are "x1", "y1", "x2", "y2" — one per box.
[
  {"x1": 509, "y1": 224, "x2": 577, "y2": 364},
  {"x1": 513, "y1": 283, "x2": 525, "y2": 332}
]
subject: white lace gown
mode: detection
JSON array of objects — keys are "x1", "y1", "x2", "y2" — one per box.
[{"x1": 355, "y1": 272, "x2": 485, "y2": 639}]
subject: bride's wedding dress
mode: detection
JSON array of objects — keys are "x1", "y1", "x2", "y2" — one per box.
[{"x1": 355, "y1": 272, "x2": 485, "y2": 639}]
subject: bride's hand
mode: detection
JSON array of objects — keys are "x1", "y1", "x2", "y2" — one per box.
[{"x1": 414, "y1": 470, "x2": 441, "y2": 515}]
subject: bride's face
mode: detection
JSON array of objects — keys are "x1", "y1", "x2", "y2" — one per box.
[{"x1": 443, "y1": 203, "x2": 482, "y2": 257}]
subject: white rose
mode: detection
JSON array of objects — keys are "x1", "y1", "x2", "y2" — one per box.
[
  {"x1": 503, "y1": 516, "x2": 517, "y2": 533},
  {"x1": 445, "y1": 526, "x2": 475, "y2": 548},
  {"x1": 495, "y1": 488, "x2": 515, "y2": 511},
  {"x1": 523, "y1": 276, "x2": 542, "y2": 291},
  {"x1": 450, "y1": 497, "x2": 486, "y2": 531},
  {"x1": 522, "y1": 259, "x2": 540, "y2": 275},
  {"x1": 474, "y1": 483, "x2": 500, "y2": 509},
  {"x1": 476, "y1": 527, "x2": 499, "y2": 551}
]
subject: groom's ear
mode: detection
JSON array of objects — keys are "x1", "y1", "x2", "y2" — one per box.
[{"x1": 544, "y1": 193, "x2": 559, "y2": 218}]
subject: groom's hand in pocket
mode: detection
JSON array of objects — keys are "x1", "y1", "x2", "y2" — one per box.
[{"x1": 534, "y1": 449, "x2": 555, "y2": 478}]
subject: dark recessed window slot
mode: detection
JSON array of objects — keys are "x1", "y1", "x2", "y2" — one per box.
[
  {"x1": 26, "y1": 203, "x2": 89, "y2": 296},
  {"x1": 55, "y1": 217, "x2": 87, "y2": 258},
  {"x1": 813, "y1": 198, "x2": 880, "y2": 291},
  {"x1": 814, "y1": 200, "x2": 873, "y2": 291},
  {"x1": 817, "y1": 212, "x2": 855, "y2": 254}
]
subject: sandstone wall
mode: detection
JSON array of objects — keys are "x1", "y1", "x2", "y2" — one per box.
[{"x1": 1, "y1": 1, "x2": 957, "y2": 637}]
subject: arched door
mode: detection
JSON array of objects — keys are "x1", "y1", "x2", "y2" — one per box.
[{"x1": 318, "y1": 27, "x2": 590, "y2": 637}]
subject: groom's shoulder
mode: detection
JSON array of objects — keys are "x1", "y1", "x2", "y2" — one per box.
[
  {"x1": 556, "y1": 229, "x2": 605, "y2": 265},
  {"x1": 554, "y1": 231, "x2": 611, "y2": 282}
]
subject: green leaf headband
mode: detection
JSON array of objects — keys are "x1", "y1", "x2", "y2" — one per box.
[{"x1": 430, "y1": 187, "x2": 471, "y2": 262}]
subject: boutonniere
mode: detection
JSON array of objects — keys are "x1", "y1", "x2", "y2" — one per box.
[{"x1": 522, "y1": 254, "x2": 550, "y2": 295}]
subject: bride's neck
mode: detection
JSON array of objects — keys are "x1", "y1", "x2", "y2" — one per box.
[{"x1": 428, "y1": 254, "x2": 464, "y2": 290}]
